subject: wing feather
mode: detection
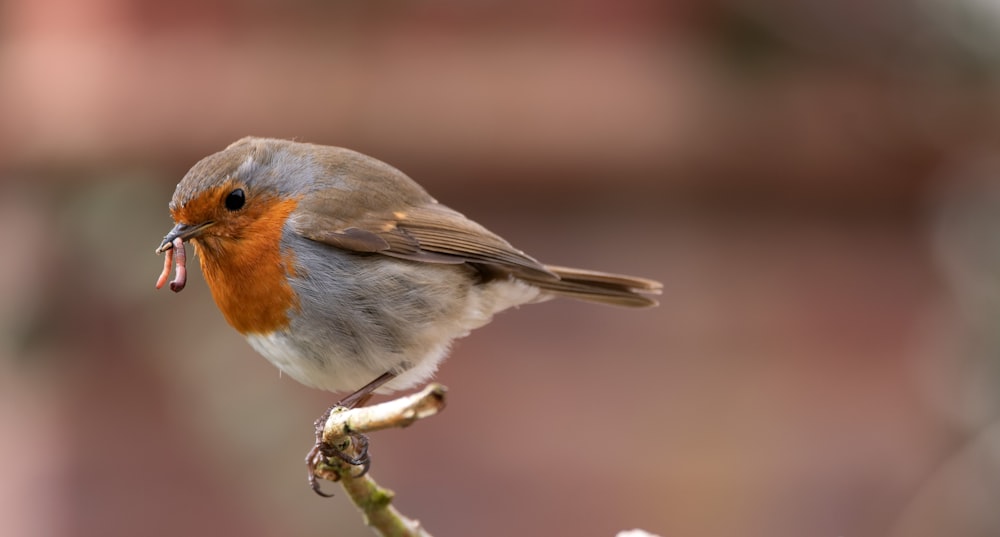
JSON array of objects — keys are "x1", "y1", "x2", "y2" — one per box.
[{"x1": 290, "y1": 192, "x2": 556, "y2": 278}]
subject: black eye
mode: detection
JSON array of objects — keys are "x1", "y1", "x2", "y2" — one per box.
[{"x1": 224, "y1": 189, "x2": 245, "y2": 211}]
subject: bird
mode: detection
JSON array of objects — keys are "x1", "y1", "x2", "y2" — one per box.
[{"x1": 154, "y1": 137, "x2": 661, "y2": 493}]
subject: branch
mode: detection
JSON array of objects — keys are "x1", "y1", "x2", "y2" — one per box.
[
  {"x1": 315, "y1": 383, "x2": 447, "y2": 537},
  {"x1": 321, "y1": 383, "x2": 447, "y2": 444}
]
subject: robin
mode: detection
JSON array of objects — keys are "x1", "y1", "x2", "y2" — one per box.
[{"x1": 155, "y1": 137, "x2": 661, "y2": 494}]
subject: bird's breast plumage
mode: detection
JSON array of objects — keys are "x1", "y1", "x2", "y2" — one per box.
[{"x1": 194, "y1": 194, "x2": 302, "y2": 335}]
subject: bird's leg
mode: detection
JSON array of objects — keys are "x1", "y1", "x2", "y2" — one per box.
[{"x1": 307, "y1": 371, "x2": 397, "y2": 496}]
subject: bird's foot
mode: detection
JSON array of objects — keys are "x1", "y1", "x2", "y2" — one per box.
[
  {"x1": 304, "y1": 372, "x2": 396, "y2": 496},
  {"x1": 307, "y1": 427, "x2": 371, "y2": 495},
  {"x1": 306, "y1": 405, "x2": 372, "y2": 496}
]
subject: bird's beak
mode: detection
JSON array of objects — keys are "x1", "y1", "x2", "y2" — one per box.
[{"x1": 155, "y1": 222, "x2": 215, "y2": 253}]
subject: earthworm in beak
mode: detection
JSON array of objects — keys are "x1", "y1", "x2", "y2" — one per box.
[{"x1": 155, "y1": 237, "x2": 187, "y2": 292}]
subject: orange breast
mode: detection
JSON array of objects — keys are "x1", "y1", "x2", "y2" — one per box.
[{"x1": 195, "y1": 196, "x2": 302, "y2": 335}]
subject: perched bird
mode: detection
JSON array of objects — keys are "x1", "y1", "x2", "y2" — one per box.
[{"x1": 155, "y1": 137, "x2": 661, "y2": 493}]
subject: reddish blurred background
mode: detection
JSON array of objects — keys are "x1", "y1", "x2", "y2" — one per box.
[{"x1": 3, "y1": 1, "x2": 1000, "y2": 536}]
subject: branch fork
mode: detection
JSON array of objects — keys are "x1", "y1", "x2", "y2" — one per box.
[{"x1": 314, "y1": 383, "x2": 447, "y2": 537}]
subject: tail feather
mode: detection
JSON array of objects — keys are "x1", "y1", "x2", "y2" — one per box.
[{"x1": 519, "y1": 265, "x2": 662, "y2": 308}]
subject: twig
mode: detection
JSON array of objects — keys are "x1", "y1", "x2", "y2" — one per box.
[
  {"x1": 317, "y1": 383, "x2": 446, "y2": 537},
  {"x1": 321, "y1": 383, "x2": 447, "y2": 444}
]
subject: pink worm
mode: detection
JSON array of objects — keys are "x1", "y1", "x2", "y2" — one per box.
[
  {"x1": 169, "y1": 237, "x2": 187, "y2": 292},
  {"x1": 155, "y1": 237, "x2": 187, "y2": 292}
]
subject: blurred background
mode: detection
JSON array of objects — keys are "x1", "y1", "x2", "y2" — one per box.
[{"x1": 3, "y1": 1, "x2": 1000, "y2": 536}]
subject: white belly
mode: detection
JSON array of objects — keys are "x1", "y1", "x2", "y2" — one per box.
[{"x1": 245, "y1": 278, "x2": 544, "y2": 394}]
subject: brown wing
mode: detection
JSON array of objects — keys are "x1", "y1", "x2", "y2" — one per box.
[
  {"x1": 290, "y1": 193, "x2": 557, "y2": 280},
  {"x1": 283, "y1": 146, "x2": 660, "y2": 305}
]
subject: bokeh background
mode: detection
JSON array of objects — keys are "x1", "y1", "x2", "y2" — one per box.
[{"x1": 4, "y1": 1, "x2": 1000, "y2": 536}]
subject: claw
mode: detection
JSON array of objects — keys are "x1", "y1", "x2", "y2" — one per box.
[
  {"x1": 307, "y1": 431, "x2": 372, "y2": 496},
  {"x1": 306, "y1": 407, "x2": 373, "y2": 496},
  {"x1": 324, "y1": 432, "x2": 370, "y2": 466},
  {"x1": 305, "y1": 372, "x2": 396, "y2": 496},
  {"x1": 307, "y1": 444, "x2": 336, "y2": 497}
]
